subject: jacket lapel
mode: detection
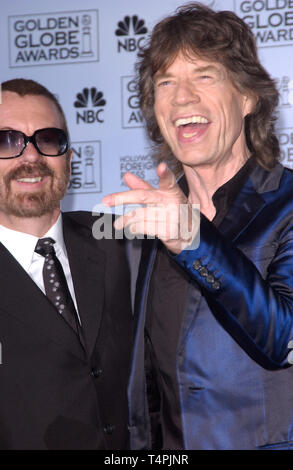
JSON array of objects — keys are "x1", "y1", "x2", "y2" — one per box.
[
  {"x1": 217, "y1": 180, "x2": 266, "y2": 241},
  {"x1": 217, "y1": 163, "x2": 284, "y2": 241},
  {"x1": 0, "y1": 243, "x2": 86, "y2": 361},
  {"x1": 128, "y1": 237, "x2": 156, "y2": 447},
  {"x1": 62, "y1": 213, "x2": 106, "y2": 358}
]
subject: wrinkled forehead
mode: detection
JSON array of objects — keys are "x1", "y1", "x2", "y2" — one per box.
[
  {"x1": 153, "y1": 49, "x2": 227, "y2": 78},
  {"x1": 153, "y1": 46, "x2": 222, "y2": 75},
  {"x1": 152, "y1": 48, "x2": 244, "y2": 96}
]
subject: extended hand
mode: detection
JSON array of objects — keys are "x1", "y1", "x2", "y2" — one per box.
[{"x1": 102, "y1": 163, "x2": 200, "y2": 254}]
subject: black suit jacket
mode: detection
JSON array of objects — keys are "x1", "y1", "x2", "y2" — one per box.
[{"x1": 0, "y1": 211, "x2": 133, "y2": 450}]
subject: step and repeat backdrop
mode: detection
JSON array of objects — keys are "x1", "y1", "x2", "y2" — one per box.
[{"x1": 0, "y1": 0, "x2": 292, "y2": 212}]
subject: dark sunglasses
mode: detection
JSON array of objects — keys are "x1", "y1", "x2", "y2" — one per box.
[{"x1": 0, "y1": 127, "x2": 69, "y2": 159}]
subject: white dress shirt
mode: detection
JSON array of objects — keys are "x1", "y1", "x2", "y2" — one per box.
[{"x1": 0, "y1": 213, "x2": 80, "y2": 320}]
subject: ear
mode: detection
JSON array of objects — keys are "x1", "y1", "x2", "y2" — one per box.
[
  {"x1": 66, "y1": 149, "x2": 73, "y2": 179},
  {"x1": 242, "y1": 93, "x2": 257, "y2": 117},
  {"x1": 67, "y1": 149, "x2": 73, "y2": 165}
]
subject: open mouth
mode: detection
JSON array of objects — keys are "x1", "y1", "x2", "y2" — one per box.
[
  {"x1": 175, "y1": 115, "x2": 210, "y2": 140},
  {"x1": 13, "y1": 175, "x2": 49, "y2": 190},
  {"x1": 16, "y1": 177, "x2": 43, "y2": 183}
]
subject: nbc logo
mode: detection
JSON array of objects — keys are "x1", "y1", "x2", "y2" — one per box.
[
  {"x1": 74, "y1": 87, "x2": 106, "y2": 124},
  {"x1": 115, "y1": 15, "x2": 148, "y2": 52}
]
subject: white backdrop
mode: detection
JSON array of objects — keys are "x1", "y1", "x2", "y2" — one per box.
[{"x1": 0, "y1": 0, "x2": 292, "y2": 212}]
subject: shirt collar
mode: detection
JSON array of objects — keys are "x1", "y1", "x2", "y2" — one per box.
[
  {"x1": 177, "y1": 157, "x2": 256, "y2": 228},
  {"x1": 0, "y1": 213, "x2": 66, "y2": 272},
  {"x1": 211, "y1": 157, "x2": 256, "y2": 209},
  {"x1": 45, "y1": 213, "x2": 67, "y2": 257}
]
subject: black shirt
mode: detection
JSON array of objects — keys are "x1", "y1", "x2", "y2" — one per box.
[{"x1": 145, "y1": 158, "x2": 256, "y2": 449}]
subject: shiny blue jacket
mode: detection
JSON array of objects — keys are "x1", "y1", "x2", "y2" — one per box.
[{"x1": 128, "y1": 163, "x2": 293, "y2": 450}]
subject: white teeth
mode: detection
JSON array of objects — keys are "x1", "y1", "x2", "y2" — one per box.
[
  {"x1": 17, "y1": 177, "x2": 42, "y2": 183},
  {"x1": 175, "y1": 116, "x2": 208, "y2": 127},
  {"x1": 182, "y1": 131, "x2": 198, "y2": 138}
]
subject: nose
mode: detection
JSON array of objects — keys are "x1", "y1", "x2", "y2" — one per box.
[
  {"x1": 172, "y1": 80, "x2": 200, "y2": 106},
  {"x1": 20, "y1": 142, "x2": 42, "y2": 163}
]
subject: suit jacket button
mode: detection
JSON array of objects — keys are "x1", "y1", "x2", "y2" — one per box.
[
  {"x1": 206, "y1": 274, "x2": 214, "y2": 283},
  {"x1": 192, "y1": 259, "x2": 202, "y2": 270},
  {"x1": 91, "y1": 367, "x2": 102, "y2": 378},
  {"x1": 212, "y1": 281, "x2": 221, "y2": 290},
  {"x1": 104, "y1": 424, "x2": 115, "y2": 434},
  {"x1": 199, "y1": 267, "x2": 209, "y2": 277}
]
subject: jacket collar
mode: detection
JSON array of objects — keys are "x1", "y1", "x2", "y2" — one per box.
[
  {"x1": 178, "y1": 161, "x2": 284, "y2": 242},
  {"x1": 250, "y1": 161, "x2": 284, "y2": 194},
  {"x1": 217, "y1": 162, "x2": 284, "y2": 241}
]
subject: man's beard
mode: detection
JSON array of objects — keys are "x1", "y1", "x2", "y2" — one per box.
[{"x1": 0, "y1": 158, "x2": 70, "y2": 218}]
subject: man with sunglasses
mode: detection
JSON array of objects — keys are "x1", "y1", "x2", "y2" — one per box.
[{"x1": 0, "y1": 79, "x2": 132, "y2": 450}]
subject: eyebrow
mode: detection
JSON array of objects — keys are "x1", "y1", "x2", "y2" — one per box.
[
  {"x1": 193, "y1": 65, "x2": 223, "y2": 75},
  {"x1": 154, "y1": 64, "x2": 223, "y2": 82}
]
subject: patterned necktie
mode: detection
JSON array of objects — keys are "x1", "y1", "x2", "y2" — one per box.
[{"x1": 35, "y1": 237, "x2": 85, "y2": 349}]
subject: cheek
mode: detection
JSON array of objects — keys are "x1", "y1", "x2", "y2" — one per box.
[
  {"x1": 154, "y1": 95, "x2": 169, "y2": 122},
  {"x1": 228, "y1": 88, "x2": 250, "y2": 119},
  {"x1": 0, "y1": 163, "x2": 18, "y2": 181},
  {"x1": 154, "y1": 107, "x2": 171, "y2": 140},
  {"x1": 154, "y1": 100, "x2": 162, "y2": 126},
  {"x1": 220, "y1": 94, "x2": 245, "y2": 131},
  {"x1": 231, "y1": 100, "x2": 246, "y2": 134},
  {"x1": 45, "y1": 160, "x2": 66, "y2": 182}
]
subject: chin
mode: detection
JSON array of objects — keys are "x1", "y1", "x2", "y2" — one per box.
[{"x1": 3, "y1": 193, "x2": 60, "y2": 218}]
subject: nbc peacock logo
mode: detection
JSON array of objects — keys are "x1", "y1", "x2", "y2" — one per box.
[
  {"x1": 115, "y1": 15, "x2": 147, "y2": 36},
  {"x1": 115, "y1": 15, "x2": 147, "y2": 53},
  {"x1": 74, "y1": 87, "x2": 106, "y2": 124}
]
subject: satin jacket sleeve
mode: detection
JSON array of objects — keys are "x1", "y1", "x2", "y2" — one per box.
[{"x1": 174, "y1": 210, "x2": 293, "y2": 370}]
